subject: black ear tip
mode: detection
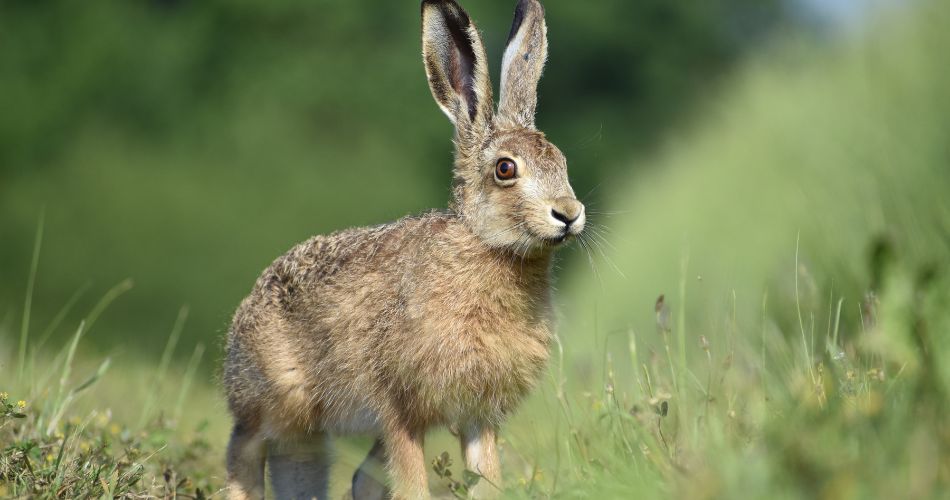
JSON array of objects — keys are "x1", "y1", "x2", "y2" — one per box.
[
  {"x1": 518, "y1": 0, "x2": 545, "y2": 14},
  {"x1": 421, "y1": 0, "x2": 444, "y2": 14},
  {"x1": 421, "y1": 0, "x2": 464, "y2": 13},
  {"x1": 508, "y1": 1, "x2": 530, "y2": 44},
  {"x1": 421, "y1": 0, "x2": 471, "y2": 26},
  {"x1": 507, "y1": 0, "x2": 544, "y2": 43}
]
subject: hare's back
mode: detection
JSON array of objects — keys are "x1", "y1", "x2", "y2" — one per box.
[{"x1": 255, "y1": 214, "x2": 445, "y2": 309}]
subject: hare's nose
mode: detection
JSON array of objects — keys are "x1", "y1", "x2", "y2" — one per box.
[{"x1": 550, "y1": 197, "x2": 584, "y2": 227}]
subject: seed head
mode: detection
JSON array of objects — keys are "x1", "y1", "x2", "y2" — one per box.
[{"x1": 655, "y1": 294, "x2": 672, "y2": 334}]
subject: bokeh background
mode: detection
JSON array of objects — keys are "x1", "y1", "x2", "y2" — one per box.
[{"x1": 3, "y1": 0, "x2": 950, "y2": 497}]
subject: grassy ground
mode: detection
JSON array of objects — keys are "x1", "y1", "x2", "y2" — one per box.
[{"x1": 3, "y1": 2, "x2": 950, "y2": 499}]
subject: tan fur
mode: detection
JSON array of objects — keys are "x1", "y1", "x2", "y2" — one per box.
[{"x1": 224, "y1": 1, "x2": 582, "y2": 498}]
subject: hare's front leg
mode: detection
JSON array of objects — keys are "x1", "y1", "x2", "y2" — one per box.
[
  {"x1": 268, "y1": 434, "x2": 332, "y2": 500},
  {"x1": 226, "y1": 423, "x2": 266, "y2": 500},
  {"x1": 382, "y1": 425, "x2": 429, "y2": 499},
  {"x1": 460, "y1": 425, "x2": 501, "y2": 499}
]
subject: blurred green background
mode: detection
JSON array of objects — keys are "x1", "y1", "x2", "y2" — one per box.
[
  {"x1": 4, "y1": 0, "x2": 950, "y2": 497},
  {"x1": 1, "y1": 0, "x2": 793, "y2": 354}
]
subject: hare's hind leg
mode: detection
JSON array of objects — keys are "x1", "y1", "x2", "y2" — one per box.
[
  {"x1": 351, "y1": 438, "x2": 390, "y2": 500},
  {"x1": 268, "y1": 433, "x2": 332, "y2": 500},
  {"x1": 226, "y1": 423, "x2": 266, "y2": 500},
  {"x1": 382, "y1": 425, "x2": 429, "y2": 499}
]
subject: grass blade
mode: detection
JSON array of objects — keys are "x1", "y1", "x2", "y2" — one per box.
[
  {"x1": 173, "y1": 343, "x2": 205, "y2": 423},
  {"x1": 83, "y1": 279, "x2": 134, "y2": 335},
  {"x1": 139, "y1": 305, "x2": 188, "y2": 428},
  {"x1": 17, "y1": 209, "x2": 45, "y2": 383}
]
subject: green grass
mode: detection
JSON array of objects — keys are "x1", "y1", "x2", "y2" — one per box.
[
  {"x1": 3, "y1": 2, "x2": 950, "y2": 499},
  {"x1": 1, "y1": 309, "x2": 222, "y2": 498}
]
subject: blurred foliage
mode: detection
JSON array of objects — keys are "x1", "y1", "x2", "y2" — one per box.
[
  {"x1": 3, "y1": 1, "x2": 950, "y2": 498},
  {"x1": 0, "y1": 0, "x2": 791, "y2": 353},
  {"x1": 562, "y1": 0, "x2": 950, "y2": 360}
]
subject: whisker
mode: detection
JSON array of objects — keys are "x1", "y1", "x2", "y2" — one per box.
[
  {"x1": 581, "y1": 181, "x2": 606, "y2": 201},
  {"x1": 483, "y1": 221, "x2": 527, "y2": 246},
  {"x1": 576, "y1": 233, "x2": 603, "y2": 291},
  {"x1": 585, "y1": 210, "x2": 629, "y2": 217},
  {"x1": 583, "y1": 229, "x2": 626, "y2": 279},
  {"x1": 586, "y1": 225, "x2": 619, "y2": 252}
]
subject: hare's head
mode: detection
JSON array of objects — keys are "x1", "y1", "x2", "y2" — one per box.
[{"x1": 422, "y1": 0, "x2": 584, "y2": 254}]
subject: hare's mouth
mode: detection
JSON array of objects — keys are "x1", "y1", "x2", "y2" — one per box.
[
  {"x1": 538, "y1": 233, "x2": 570, "y2": 246},
  {"x1": 524, "y1": 225, "x2": 574, "y2": 248}
]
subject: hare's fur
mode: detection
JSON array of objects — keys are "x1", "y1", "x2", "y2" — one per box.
[{"x1": 224, "y1": 1, "x2": 583, "y2": 498}]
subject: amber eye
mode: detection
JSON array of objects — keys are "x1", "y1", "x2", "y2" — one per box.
[{"x1": 495, "y1": 158, "x2": 517, "y2": 180}]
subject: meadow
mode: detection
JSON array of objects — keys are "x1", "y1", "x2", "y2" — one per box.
[{"x1": 2, "y1": 1, "x2": 949, "y2": 498}]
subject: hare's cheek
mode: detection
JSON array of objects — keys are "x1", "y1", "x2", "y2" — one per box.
[
  {"x1": 493, "y1": 188, "x2": 526, "y2": 219},
  {"x1": 518, "y1": 177, "x2": 544, "y2": 200},
  {"x1": 472, "y1": 200, "x2": 521, "y2": 246}
]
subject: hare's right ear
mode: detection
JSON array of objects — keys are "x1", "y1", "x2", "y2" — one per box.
[{"x1": 421, "y1": 0, "x2": 493, "y2": 141}]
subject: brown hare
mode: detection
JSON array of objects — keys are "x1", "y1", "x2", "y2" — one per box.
[{"x1": 223, "y1": 0, "x2": 584, "y2": 498}]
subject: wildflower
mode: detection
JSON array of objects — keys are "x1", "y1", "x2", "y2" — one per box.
[
  {"x1": 533, "y1": 469, "x2": 544, "y2": 482},
  {"x1": 46, "y1": 454, "x2": 55, "y2": 464},
  {"x1": 16, "y1": 400, "x2": 26, "y2": 410},
  {"x1": 0, "y1": 392, "x2": 8, "y2": 402},
  {"x1": 867, "y1": 368, "x2": 885, "y2": 382}
]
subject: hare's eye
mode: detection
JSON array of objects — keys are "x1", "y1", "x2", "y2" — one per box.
[{"x1": 495, "y1": 158, "x2": 517, "y2": 180}]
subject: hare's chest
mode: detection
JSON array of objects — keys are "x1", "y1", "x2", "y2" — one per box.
[
  {"x1": 412, "y1": 305, "x2": 553, "y2": 420},
  {"x1": 420, "y1": 287, "x2": 553, "y2": 368},
  {"x1": 402, "y1": 267, "x2": 555, "y2": 419}
]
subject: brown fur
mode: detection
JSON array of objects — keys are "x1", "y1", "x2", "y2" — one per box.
[{"x1": 224, "y1": 1, "x2": 582, "y2": 498}]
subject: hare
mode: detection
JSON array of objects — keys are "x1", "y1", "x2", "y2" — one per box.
[{"x1": 223, "y1": 0, "x2": 584, "y2": 498}]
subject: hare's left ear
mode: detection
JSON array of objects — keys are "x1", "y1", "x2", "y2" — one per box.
[
  {"x1": 422, "y1": 0, "x2": 493, "y2": 141},
  {"x1": 497, "y1": 0, "x2": 547, "y2": 129}
]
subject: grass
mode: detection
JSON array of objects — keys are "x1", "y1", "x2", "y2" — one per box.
[
  {"x1": 3, "y1": 1, "x2": 950, "y2": 499},
  {"x1": 2, "y1": 272, "x2": 222, "y2": 498}
]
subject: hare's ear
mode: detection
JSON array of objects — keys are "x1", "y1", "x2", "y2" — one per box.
[
  {"x1": 421, "y1": 0, "x2": 493, "y2": 138},
  {"x1": 497, "y1": 0, "x2": 547, "y2": 129}
]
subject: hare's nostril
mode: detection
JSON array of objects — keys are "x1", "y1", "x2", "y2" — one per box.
[{"x1": 551, "y1": 208, "x2": 578, "y2": 227}]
